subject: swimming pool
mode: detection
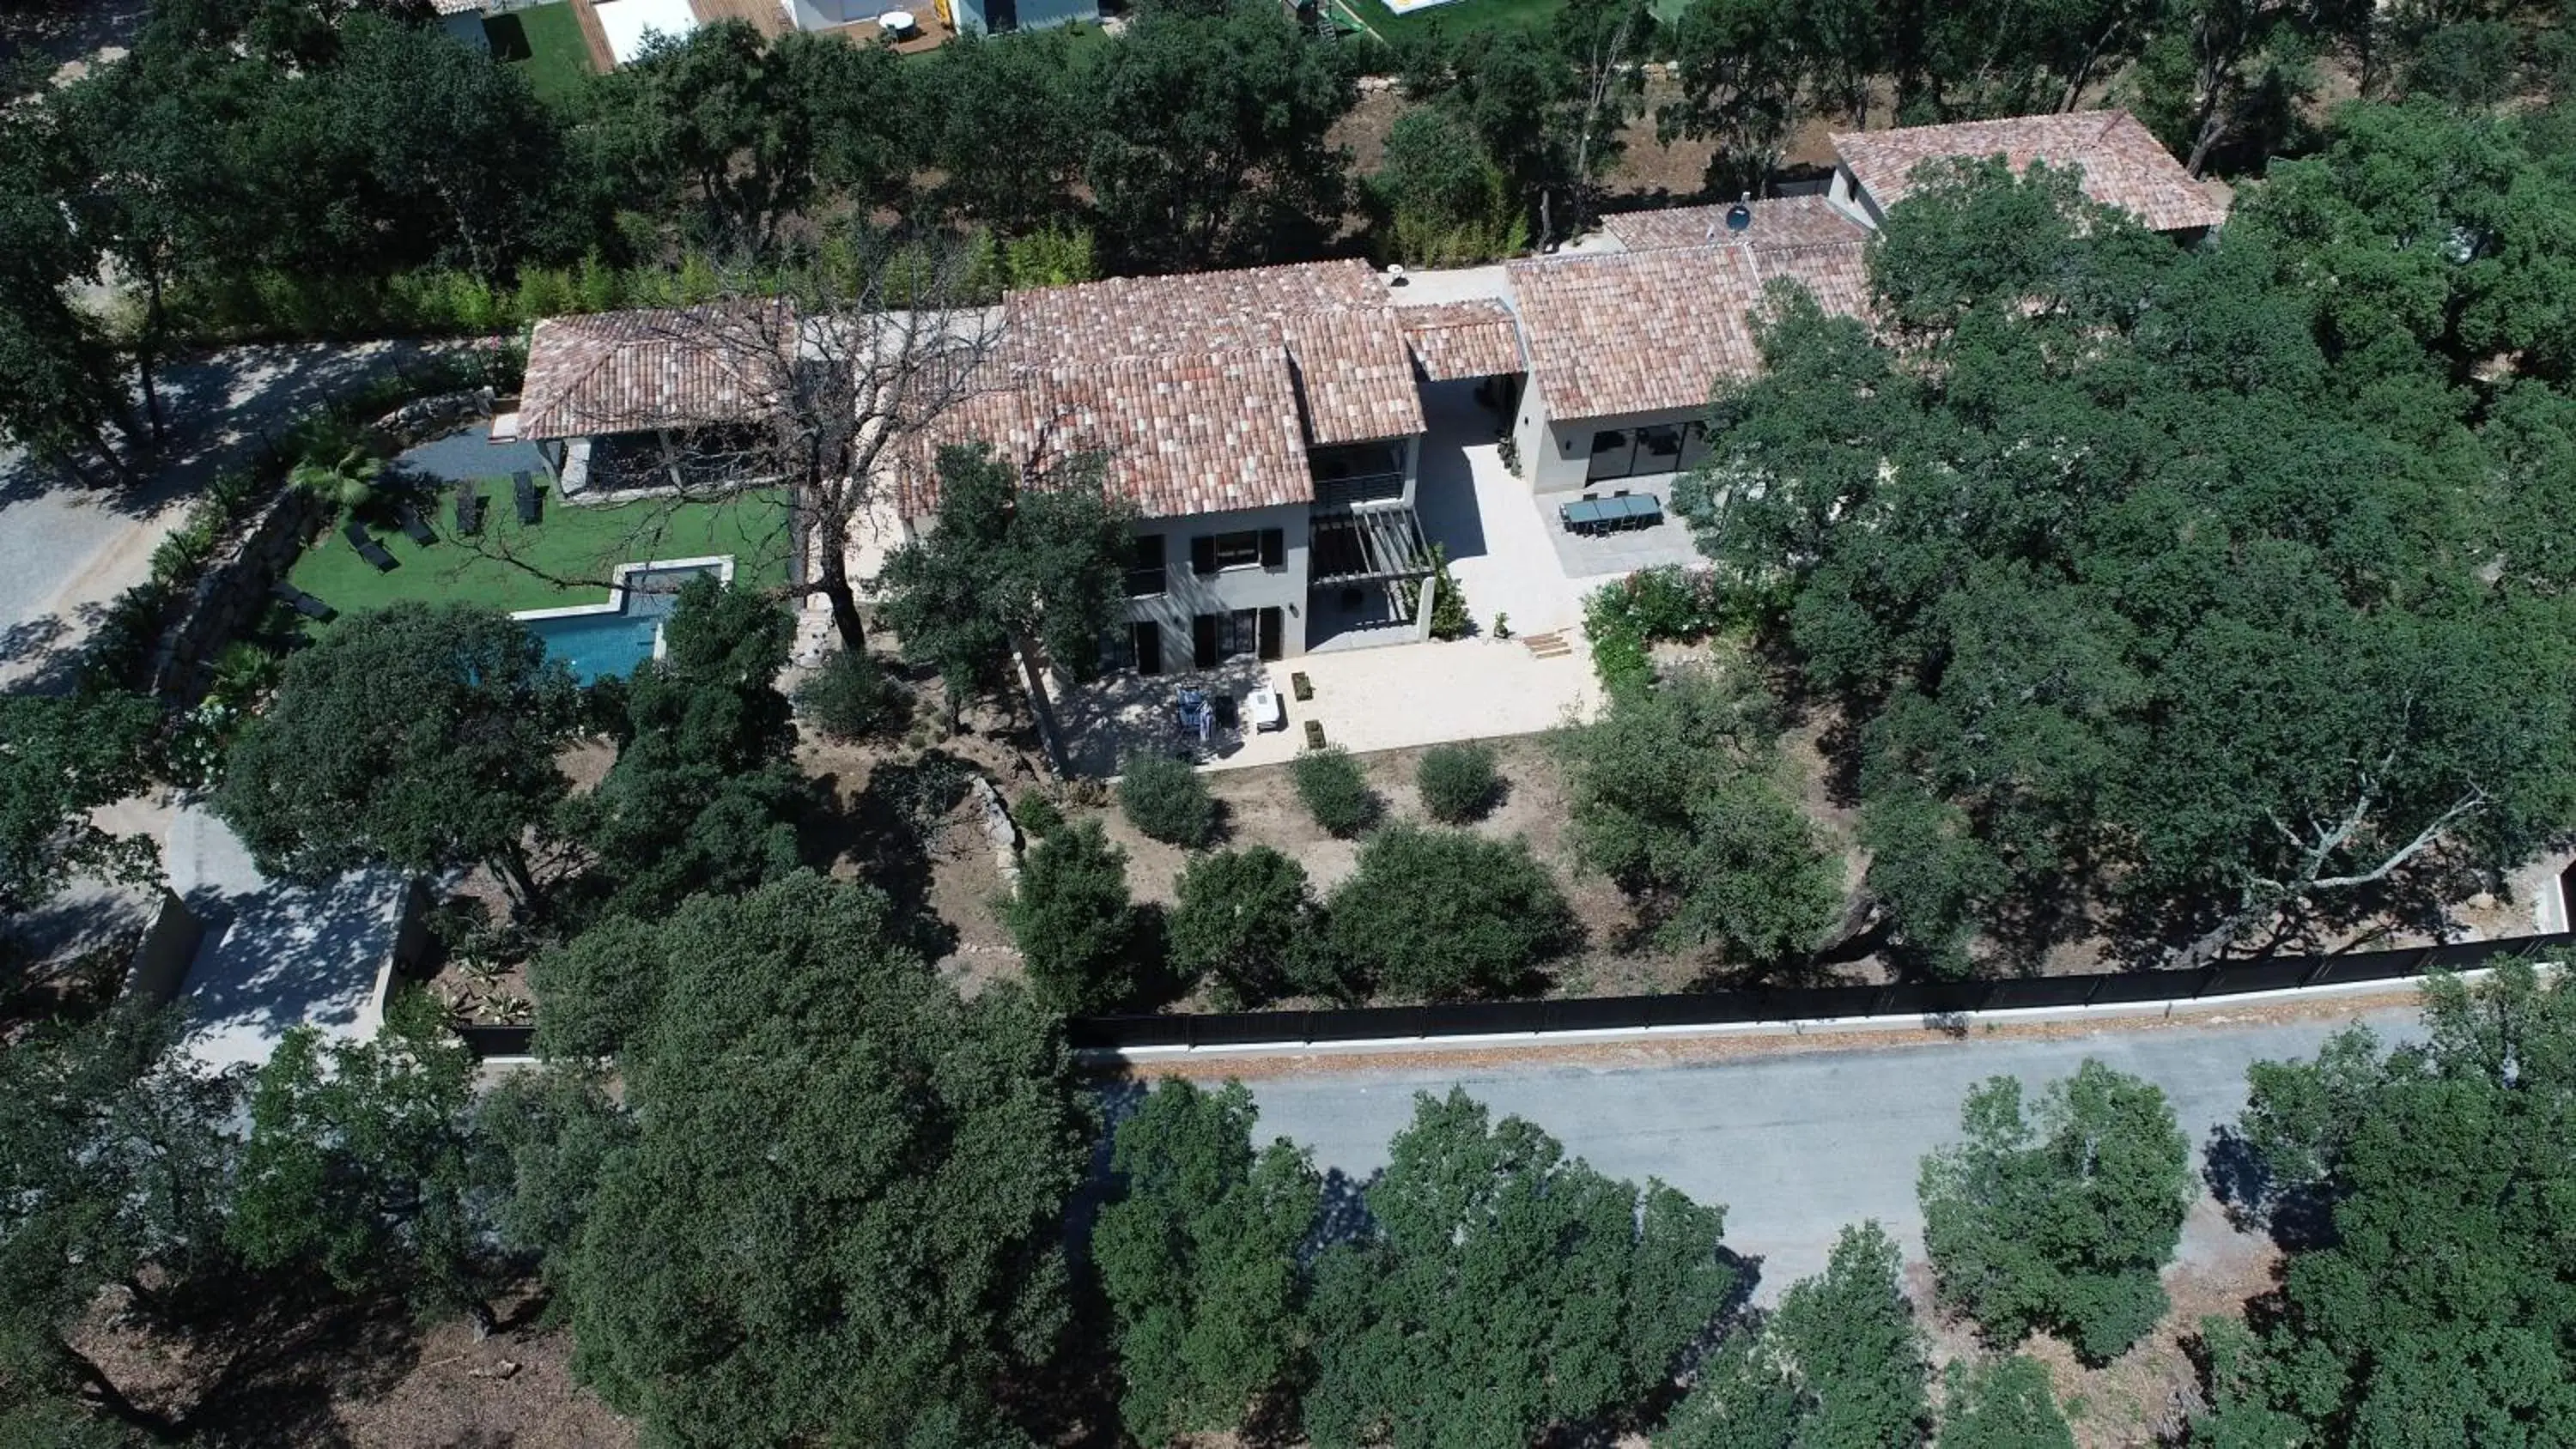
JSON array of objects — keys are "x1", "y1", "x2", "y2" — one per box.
[
  {"x1": 513, "y1": 560, "x2": 728, "y2": 682},
  {"x1": 522, "y1": 609, "x2": 661, "y2": 683}
]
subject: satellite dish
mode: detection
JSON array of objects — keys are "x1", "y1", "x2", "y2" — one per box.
[{"x1": 1724, "y1": 202, "x2": 1753, "y2": 233}]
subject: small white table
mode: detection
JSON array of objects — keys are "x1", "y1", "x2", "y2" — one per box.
[
  {"x1": 1245, "y1": 683, "x2": 1286, "y2": 732},
  {"x1": 879, "y1": 9, "x2": 915, "y2": 33}
]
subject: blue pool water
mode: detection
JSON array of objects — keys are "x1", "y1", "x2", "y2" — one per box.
[
  {"x1": 523, "y1": 610, "x2": 660, "y2": 683},
  {"x1": 516, "y1": 565, "x2": 719, "y2": 682}
]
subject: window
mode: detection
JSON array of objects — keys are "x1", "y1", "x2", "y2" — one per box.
[
  {"x1": 1213, "y1": 531, "x2": 1261, "y2": 568},
  {"x1": 1680, "y1": 421, "x2": 1712, "y2": 470},
  {"x1": 1126, "y1": 535, "x2": 1166, "y2": 597},
  {"x1": 1192, "y1": 609, "x2": 1281, "y2": 664},
  {"x1": 1637, "y1": 425, "x2": 1683, "y2": 473},
  {"x1": 1191, "y1": 529, "x2": 1285, "y2": 573},
  {"x1": 1587, "y1": 428, "x2": 1636, "y2": 482},
  {"x1": 1128, "y1": 620, "x2": 1163, "y2": 675}
]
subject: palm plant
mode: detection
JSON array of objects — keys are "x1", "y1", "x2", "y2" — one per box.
[{"x1": 289, "y1": 446, "x2": 386, "y2": 518}]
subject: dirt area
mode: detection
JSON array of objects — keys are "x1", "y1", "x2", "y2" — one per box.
[
  {"x1": 1917, "y1": 1207, "x2": 2273, "y2": 1448},
  {"x1": 75, "y1": 1282, "x2": 632, "y2": 1448},
  {"x1": 1332, "y1": 76, "x2": 1862, "y2": 221},
  {"x1": 1068, "y1": 734, "x2": 1710, "y2": 1006}
]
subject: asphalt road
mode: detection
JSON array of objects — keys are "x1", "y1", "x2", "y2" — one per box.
[{"x1": 1238, "y1": 1005, "x2": 2423, "y2": 1301}]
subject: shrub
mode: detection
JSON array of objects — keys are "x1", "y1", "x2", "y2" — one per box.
[
  {"x1": 1013, "y1": 791, "x2": 1066, "y2": 840},
  {"x1": 1167, "y1": 846, "x2": 1318, "y2": 1008},
  {"x1": 1291, "y1": 747, "x2": 1379, "y2": 837},
  {"x1": 1119, "y1": 753, "x2": 1218, "y2": 848},
  {"x1": 794, "y1": 649, "x2": 910, "y2": 742},
  {"x1": 1416, "y1": 742, "x2": 1501, "y2": 823},
  {"x1": 1005, "y1": 819, "x2": 1138, "y2": 1015},
  {"x1": 1583, "y1": 566, "x2": 1731, "y2": 690},
  {"x1": 1325, "y1": 825, "x2": 1576, "y2": 1000}
]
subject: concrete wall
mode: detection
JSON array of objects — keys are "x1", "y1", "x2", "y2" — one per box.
[
  {"x1": 122, "y1": 890, "x2": 205, "y2": 1009},
  {"x1": 1829, "y1": 166, "x2": 1885, "y2": 228},
  {"x1": 1127, "y1": 500, "x2": 1313, "y2": 668}
]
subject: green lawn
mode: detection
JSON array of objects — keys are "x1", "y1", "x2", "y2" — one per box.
[
  {"x1": 485, "y1": 3, "x2": 596, "y2": 107},
  {"x1": 289, "y1": 488, "x2": 792, "y2": 620}
]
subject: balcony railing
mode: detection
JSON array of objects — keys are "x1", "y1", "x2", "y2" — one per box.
[{"x1": 1314, "y1": 470, "x2": 1406, "y2": 512}]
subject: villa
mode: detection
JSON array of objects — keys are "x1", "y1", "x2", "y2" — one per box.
[{"x1": 518, "y1": 107, "x2": 2222, "y2": 710}]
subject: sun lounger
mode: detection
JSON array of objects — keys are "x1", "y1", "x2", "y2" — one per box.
[
  {"x1": 270, "y1": 583, "x2": 336, "y2": 621},
  {"x1": 454, "y1": 484, "x2": 483, "y2": 537},
  {"x1": 343, "y1": 520, "x2": 398, "y2": 572},
  {"x1": 513, "y1": 470, "x2": 538, "y2": 525},
  {"x1": 397, "y1": 504, "x2": 437, "y2": 546}
]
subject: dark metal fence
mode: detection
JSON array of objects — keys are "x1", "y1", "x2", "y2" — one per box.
[{"x1": 1066, "y1": 931, "x2": 2576, "y2": 1052}]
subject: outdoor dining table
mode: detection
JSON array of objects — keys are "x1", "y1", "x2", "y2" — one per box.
[{"x1": 1559, "y1": 494, "x2": 1662, "y2": 534}]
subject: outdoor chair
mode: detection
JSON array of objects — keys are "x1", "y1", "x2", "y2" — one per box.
[
  {"x1": 397, "y1": 504, "x2": 436, "y2": 547},
  {"x1": 514, "y1": 470, "x2": 539, "y2": 525},
  {"x1": 270, "y1": 583, "x2": 335, "y2": 621},
  {"x1": 454, "y1": 484, "x2": 483, "y2": 537},
  {"x1": 343, "y1": 520, "x2": 398, "y2": 572}
]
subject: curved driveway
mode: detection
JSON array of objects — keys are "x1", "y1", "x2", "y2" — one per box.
[{"x1": 1239, "y1": 1006, "x2": 2421, "y2": 1301}]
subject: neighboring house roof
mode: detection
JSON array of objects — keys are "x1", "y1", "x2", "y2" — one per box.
[
  {"x1": 1829, "y1": 110, "x2": 2227, "y2": 233},
  {"x1": 922, "y1": 259, "x2": 1431, "y2": 521},
  {"x1": 1508, "y1": 235, "x2": 1874, "y2": 422},
  {"x1": 429, "y1": 0, "x2": 483, "y2": 15},
  {"x1": 519, "y1": 302, "x2": 792, "y2": 441},
  {"x1": 1396, "y1": 300, "x2": 1527, "y2": 382},
  {"x1": 1605, "y1": 194, "x2": 1873, "y2": 254}
]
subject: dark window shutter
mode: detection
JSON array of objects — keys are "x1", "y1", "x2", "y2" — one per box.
[
  {"x1": 1190, "y1": 536, "x2": 1218, "y2": 575},
  {"x1": 1192, "y1": 614, "x2": 1219, "y2": 668},
  {"x1": 1257, "y1": 607, "x2": 1283, "y2": 661},
  {"x1": 1259, "y1": 528, "x2": 1285, "y2": 568},
  {"x1": 1132, "y1": 621, "x2": 1162, "y2": 676}
]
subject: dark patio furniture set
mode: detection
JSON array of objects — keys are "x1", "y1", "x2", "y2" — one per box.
[{"x1": 1559, "y1": 491, "x2": 1663, "y2": 536}]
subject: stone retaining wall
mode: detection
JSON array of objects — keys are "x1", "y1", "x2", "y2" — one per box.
[
  {"x1": 144, "y1": 389, "x2": 492, "y2": 702},
  {"x1": 149, "y1": 486, "x2": 321, "y2": 700}
]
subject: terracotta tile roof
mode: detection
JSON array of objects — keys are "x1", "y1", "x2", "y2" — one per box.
[
  {"x1": 1830, "y1": 109, "x2": 2227, "y2": 233},
  {"x1": 913, "y1": 349, "x2": 1312, "y2": 522},
  {"x1": 1506, "y1": 235, "x2": 1877, "y2": 422},
  {"x1": 1396, "y1": 300, "x2": 1526, "y2": 381},
  {"x1": 1508, "y1": 247, "x2": 1768, "y2": 422},
  {"x1": 1748, "y1": 242, "x2": 1874, "y2": 318},
  {"x1": 519, "y1": 302, "x2": 792, "y2": 441},
  {"x1": 1280, "y1": 310, "x2": 1425, "y2": 445},
  {"x1": 1605, "y1": 195, "x2": 1873, "y2": 254},
  {"x1": 923, "y1": 260, "x2": 1437, "y2": 519}
]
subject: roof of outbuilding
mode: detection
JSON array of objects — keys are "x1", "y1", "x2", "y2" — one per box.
[
  {"x1": 1829, "y1": 109, "x2": 2227, "y2": 233},
  {"x1": 1507, "y1": 247, "x2": 1771, "y2": 423},
  {"x1": 1395, "y1": 299, "x2": 1527, "y2": 381},
  {"x1": 1506, "y1": 233, "x2": 1876, "y2": 423},
  {"x1": 518, "y1": 302, "x2": 792, "y2": 441}
]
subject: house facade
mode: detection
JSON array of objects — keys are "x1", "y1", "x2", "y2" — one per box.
[{"x1": 909, "y1": 262, "x2": 1522, "y2": 674}]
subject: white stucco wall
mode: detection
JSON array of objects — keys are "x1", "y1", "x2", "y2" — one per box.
[{"x1": 1127, "y1": 500, "x2": 1314, "y2": 667}]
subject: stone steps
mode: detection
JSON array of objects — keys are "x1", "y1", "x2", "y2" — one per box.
[{"x1": 1521, "y1": 631, "x2": 1575, "y2": 658}]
